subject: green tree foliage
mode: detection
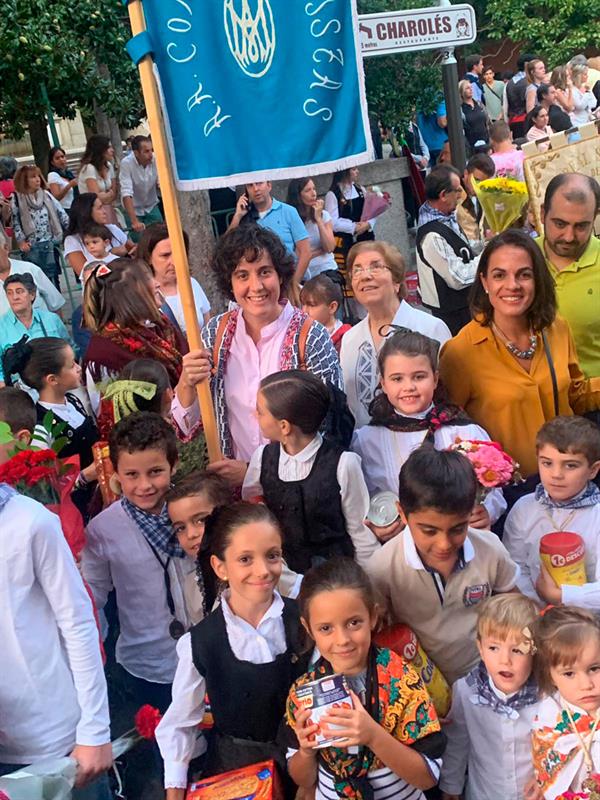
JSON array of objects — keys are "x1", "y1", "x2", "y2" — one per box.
[
  {"x1": 358, "y1": 0, "x2": 444, "y2": 134},
  {"x1": 0, "y1": 0, "x2": 143, "y2": 141},
  {"x1": 485, "y1": 0, "x2": 600, "y2": 65}
]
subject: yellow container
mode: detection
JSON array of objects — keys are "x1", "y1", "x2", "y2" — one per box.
[{"x1": 540, "y1": 531, "x2": 586, "y2": 587}]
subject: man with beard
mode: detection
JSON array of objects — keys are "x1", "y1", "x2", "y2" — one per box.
[{"x1": 539, "y1": 173, "x2": 600, "y2": 378}]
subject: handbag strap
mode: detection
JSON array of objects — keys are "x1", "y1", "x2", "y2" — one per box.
[{"x1": 541, "y1": 330, "x2": 559, "y2": 417}]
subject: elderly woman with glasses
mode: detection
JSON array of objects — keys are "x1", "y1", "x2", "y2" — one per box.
[{"x1": 340, "y1": 240, "x2": 451, "y2": 428}]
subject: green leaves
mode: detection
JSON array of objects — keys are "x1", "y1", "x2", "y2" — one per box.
[
  {"x1": 485, "y1": 0, "x2": 600, "y2": 64},
  {"x1": 0, "y1": 0, "x2": 143, "y2": 139},
  {"x1": 357, "y1": 0, "x2": 444, "y2": 135}
]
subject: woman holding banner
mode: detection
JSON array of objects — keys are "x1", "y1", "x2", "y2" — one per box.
[{"x1": 174, "y1": 225, "x2": 342, "y2": 486}]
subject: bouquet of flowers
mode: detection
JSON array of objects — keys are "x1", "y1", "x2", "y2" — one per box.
[
  {"x1": 0, "y1": 430, "x2": 86, "y2": 559},
  {"x1": 447, "y1": 438, "x2": 522, "y2": 501},
  {"x1": 557, "y1": 772, "x2": 600, "y2": 798},
  {"x1": 0, "y1": 446, "x2": 62, "y2": 505},
  {"x1": 361, "y1": 185, "x2": 392, "y2": 221},
  {"x1": 472, "y1": 176, "x2": 529, "y2": 233}
]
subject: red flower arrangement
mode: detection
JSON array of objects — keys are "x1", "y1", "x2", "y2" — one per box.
[
  {"x1": 0, "y1": 448, "x2": 60, "y2": 504},
  {"x1": 135, "y1": 704, "x2": 163, "y2": 740}
]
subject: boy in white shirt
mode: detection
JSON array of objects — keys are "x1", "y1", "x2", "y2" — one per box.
[
  {"x1": 503, "y1": 416, "x2": 600, "y2": 607},
  {"x1": 439, "y1": 594, "x2": 540, "y2": 800},
  {"x1": 0, "y1": 398, "x2": 111, "y2": 797},
  {"x1": 82, "y1": 224, "x2": 119, "y2": 268}
]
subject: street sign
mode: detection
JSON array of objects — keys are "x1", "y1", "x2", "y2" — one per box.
[{"x1": 359, "y1": 4, "x2": 477, "y2": 57}]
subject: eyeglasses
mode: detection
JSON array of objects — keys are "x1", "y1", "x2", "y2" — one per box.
[{"x1": 350, "y1": 262, "x2": 390, "y2": 278}]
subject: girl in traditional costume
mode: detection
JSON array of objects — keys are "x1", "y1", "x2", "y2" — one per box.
[
  {"x1": 532, "y1": 606, "x2": 600, "y2": 799},
  {"x1": 351, "y1": 329, "x2": 506, "y2": 533},
  {"x1": 285, "y1": 558, "x2": 446, "y2": 800}
]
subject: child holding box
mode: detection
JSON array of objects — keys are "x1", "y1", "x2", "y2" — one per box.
[
  {"x1": 365, "y1": 447, "x2": 519, "y2": 685},
  {"x1": 285, "y1": 558, "x2": 446, "y2": 800},
  {"x1": 503, "y1": 416, "x2": 600, "y2": 607}
]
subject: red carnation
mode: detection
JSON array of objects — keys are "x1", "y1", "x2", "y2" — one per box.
[
  {"x1": 25, "y1": 466, "x2": 53, "y2": 486},
  {"x1": 4, "y1": 462, "x2": 29, "y2": 483},
  {"x1": 135, "y1": 705, "x2": 163, "y2": 740},
  {"x1": 30, "y1": 449, "x2": 57, "y2": 465}
]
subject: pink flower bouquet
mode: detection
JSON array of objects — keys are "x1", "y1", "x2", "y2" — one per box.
[
  {"x1": 361, "y1": 187, "x2": 392, "y2": 221},
  {"x1": 447, "y1": 438, "x2": 522, "y2": 499}
]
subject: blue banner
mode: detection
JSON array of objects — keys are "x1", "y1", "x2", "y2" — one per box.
[{"x1": 134, "y1": 0, "x2": 373, "y2": 189}]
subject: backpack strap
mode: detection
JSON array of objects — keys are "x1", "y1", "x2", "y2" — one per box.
[
  {"x1": 297, "y1": 317, "x2": 314, "y2": 371},
  {"x1": 212, "y1": 311, "x2": 232, "y2": 376}
]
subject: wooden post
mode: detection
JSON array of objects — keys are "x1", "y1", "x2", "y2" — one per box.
[{"x1": 126, "y1": 0, "x2": 222, "y2": 463}]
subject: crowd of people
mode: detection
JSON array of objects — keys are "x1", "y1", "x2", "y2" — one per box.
[
  {"x1": 0, "y1": 55, "x2": 600, "y2": 800},
  {"x1": 394, "y1": 53, "x2": 600, "y2": 199}
]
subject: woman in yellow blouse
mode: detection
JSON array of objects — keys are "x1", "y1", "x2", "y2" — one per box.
[{"x1": 439, "y1": 229, "x2": 600, "y2": 479}]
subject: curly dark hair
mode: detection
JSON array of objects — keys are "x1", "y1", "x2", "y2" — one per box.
[
  {"x1": 109, "y1": 411, "x2": 178, "y2": 469},
  {"x1": 469, "y1": 229, "x2": 557, "y2": 331},
  {"x1": 212, "y1": 224, "x2": 295, "y2": 299}
]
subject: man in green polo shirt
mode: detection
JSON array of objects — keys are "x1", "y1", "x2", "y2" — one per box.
[{"x1": 539, "y1": 173, "x2": 600, "y2": 378}]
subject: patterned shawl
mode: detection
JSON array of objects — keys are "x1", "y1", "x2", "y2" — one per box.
[
  {"x1": 286, "y1": 646, "x2": 441, "y2": 800},
  {"x1": 533, "y1": 694, "x2": 600, "y2": 797},
  {"x1": 368, "y1": 394, "x2": 473, "y2": 441},
  {"x1": 84, "y1": 317, "x2": 185, "y2": 387}
]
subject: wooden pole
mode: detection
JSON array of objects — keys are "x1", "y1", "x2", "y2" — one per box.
[{"x1": 126, "y1": 0, "x2": 222, "y2": 463}]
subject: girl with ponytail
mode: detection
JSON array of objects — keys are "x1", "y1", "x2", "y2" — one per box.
[
  {"x1": 3, "y1": 336, "x2": 99, "y2": 500},
  {"x1": 81, "y1": 258, "x2": 186, "y2": 413}
]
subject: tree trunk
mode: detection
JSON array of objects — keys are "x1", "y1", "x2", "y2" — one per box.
[
  {"x1": 28, "y1": 118, "x2": 51, "y2": 173},
  {"x1": 93, "y1": 62, "x2": 124, "y2": 163},
  {"x1": 177, "y1": 189, "x2": 224, "y2": 314}
]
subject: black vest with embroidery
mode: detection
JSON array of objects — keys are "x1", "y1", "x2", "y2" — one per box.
[
  {"x1": 190, "y1": 598, "x2": 306, "y2": 743},
  {"x1": 260, "y1": 439, "x2": 354, "y2": 573},
  {"x1": 416, "y1": 220, "x2": 474, "y2": 313}
]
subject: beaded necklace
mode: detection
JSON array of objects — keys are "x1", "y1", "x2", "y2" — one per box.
[{"x1": 492, "y1": 322, "x2": 537, "y2": 360}]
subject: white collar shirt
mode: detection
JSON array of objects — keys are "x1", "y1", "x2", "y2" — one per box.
[
  {"x1": 1, "y1": 494, "x2": 110, "y2": 763},
  {"x1": 118, "y1": 152, "x2": 159, "y2": 216},
  {"x1": 503, "y1": 494, "x2": 600, "y2": 607},
  {"x1": 440, "y1": 671, "x2": 539, "y2": 800},
  {"x1": 155, "y1": 592, "x2": 287, "y2": 789}
]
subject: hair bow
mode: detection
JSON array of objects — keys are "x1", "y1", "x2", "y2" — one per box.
[
  {"x1": 102, "y1": 380, "x2": 158, "y2": 422},
  {"x1": 95, "y1": 264, "x2": 112, "y2": 278}
]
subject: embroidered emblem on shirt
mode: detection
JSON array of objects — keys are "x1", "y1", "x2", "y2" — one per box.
[{"x1": 463, "y1": 582, "x2": 491, "y2": 607}]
